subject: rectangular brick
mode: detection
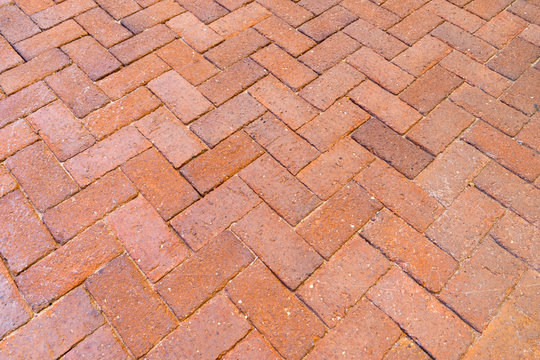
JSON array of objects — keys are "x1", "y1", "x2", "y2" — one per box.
[
  {"x1": 64, "y1": 126, "x2": 151, "y2": 187},
  {"x1": 62, "y1": 325, "x2": 131, "y2": 360},
  {"x1": 349, "y1": 80, "x2": 421, "y2": 134},
  {"x1": 298, "y1": 5, "x2": 357, "y2": 42},
  {"x1": 170, "y1": 176, "x2": 260, "y2": 250},
  {"x1": 16, "y1": 222, "x2": 122, "y2": 311},
  {"x1": 13, "y1": 0, "x2": 53, "y2": 15},
  {"x1": 341, "y1": 0, "x2": 400, "y2": 29},
  {"x1": 175, "y1": 0, "x2": 227, "y2": 23},
  {"x1": 94, "y1": 0, "x2": 140, "y2": 19},
  {"x1": 298, "y1": 0, "x2": 340, "y2": 15},
  {"x1": 27, "y1": 101, "x2": 94, "y2": 161},
  {"x1": 425, "y1": 0, "x2": 485, "y2": 32},
  {"x1": 383, "y1": 337, "x2": 430, "y2": 360},
  {"x1": 475, "y1": 10, "x2": 528, "y2": 48},
  {"x1": 254, "y1": 15, "x2": 316, "y2": 57},
  {"x1": 181, "y1": 131, "x2": 263, "y2": 193},
  {"x1": 0, "y1": 165, "x2": 16, "y2": 198},
  {"x1": 148, "y1": 70, "x2": 212, "y2": 124},
  {"x1": 249, "y1": 75, "x2": 318, "y2": 130},
  {"x1": 232, "y1": 203, "x2": 323, "y2": 289},
  {"x1": 298, "y1": 137, "x2": 374, "y2": 199},
  {"x1": 157, "y1": 231, "x2": 253, "y2": 318},
  {"x1": 426, "y1": 187, "x2": 504, "y2": 260},
  {"x1": 257, "y1": 0, "x2": 313, "y2": 27},
  {"x1": 0, "y1": 287, "x2": 103, "y2": 360},
  {"x1": 135, "y1": 106, "x2": 207, "y2": 167},
  {"x1": 166, "y1": 12, "x2": 223, "y2": 52},
  {"x1": 205, "y1": 28, "x2": 270, "y2": 68},
  {"x1": 122, "y1": 0, "x2": 183, "y2": 34},
  {"x1": 388, "y1": 8, "x2": 442, "y2": 45},
  {"x1": 222, "y1": 331, "x2": 282, "y2": 360},
  {"x1": 190, "y1": 92, "x2": 266, "y2": 147},
  {"x1": 0, "y1": 81, "x2": 55, "y2": 129},
  {"x1": 367, "y1": 267, "x2": 476, "y2": 360},
  {"x1": 519, "y1": 23, "x2": 540, "y2": 46},
  {"x1": 501, "y1": 67, "x2": 540, "y2": 116},
  {"x1": 75, "y1": 7, "x2": 132, "y2": 48},
  {"x1": 31, "y1": 0, "x2": 96, "y2": 29},
  {"x1": 83, "y1": 87, "x2": 160, "y2": 139},
  {"x1": 146, "y1": 294, "x2": 251, "y2": 360},
  {"x1": 450, "y1": 83, "x2": 528, "y2": 136},
  {"x1": 240, "y1": 154, "x2": 320, "y2": 225},
  {"x1": 393, "y1": 35, "x2": 451, "y2": 77},
  {"x1": 0, "y1": 5, "x2": 40, "y2": 43},
  {"x1": 299, "y1": 31, "x2": 360, "y2": 74},
  {"x1": 362, "y1": 208, "x2": 457, "y2": 292},
  {"x1": 509, "y1": 0, "x2": 540, "y2": 24},
  {"x1": 0, "y1": 119, "x2": 38, "y2": 161},
  {"x1": 209, "y1": 2, "x2": 270, "y2": 38},
  {"x1": 226, "y1": 261, "x2": 326, "y2": 360},
  {"x1": 466, "y1": 0, "x2": 514, "y2": 20},
  {"x1": 0, "y1": 258, "x2": 32, "y2": 339},
  {"x1": 352, "y1": 118, "x2": 433, "y2": 179},
  {"x1": 432, "y1": 22, "x2": 497, "y2": 62},
  {"x1": 0, "y1": 36, "x2": 22, "y2": 73},
  {"x1": 86, "y1": 255, "x2": 177, "y2": 357},
  {"x1": 355, "y1": 159, "x2": 444, "y2": 232}
]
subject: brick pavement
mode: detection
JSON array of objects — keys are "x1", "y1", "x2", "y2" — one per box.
[{"x1": 0, "y1": 0, "x2": 539, "y2": 358}]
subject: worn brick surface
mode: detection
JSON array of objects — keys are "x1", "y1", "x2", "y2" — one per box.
[{"x1": 1, "y1": 1, "x2": 538, "y2": 358}]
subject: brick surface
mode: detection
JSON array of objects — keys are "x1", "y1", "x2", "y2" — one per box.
[
  {"x1": 0, "y1": 259, "x2": 32, "y2": 339},
  {"x1": 486, "y1": 37, "x2": 540, "y2": 80},
  {"x1": 0, "y1": 165, "x2": 16, "y2": 198},
  {"x1": 501, "y1": 67, "x2": 540, "y2": 115},
  {"x1": 167, "y1": 12, "x2": 223, "y2": 52},
  {"x1": 0, "y1": 81, "x2": 55, "y2": 128},
  {"x1": 222, "y1": 331, "x2": 282, "y2": 360},
  {"x1": 205, "y1": 28, "x2": 269, "y2": 68},
  {"x1": 432, "y1": 21, "x2": 497, "y2": 62},
  {"x1": 0, "y1": 119, "x2": 38, "y2": 161},
  {"x1": 62, "y1": 325, "x2": 132, "y2": 360},
  {"x1": 254, "y1": 15, "x2": 316, "y2": 57},
  {"x1": 75, "y1": 7, "x2": 132, "y2": 48},
  {"x1": 299, "y1": 31, "x2": 360, "y2": 74}
]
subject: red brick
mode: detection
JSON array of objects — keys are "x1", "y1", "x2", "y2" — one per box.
[
  {"x1": 299, "y1": 31, "x2": 360, "y2": 74},
  {"x1": 254, "y1": 15, "x2": 316, "y2": 57},
  {"x1": 432, "y1": 22, "x2": 497, "y2": 62},
  {"x1": 205, "y1": 28, "x2": 270, "y2": 68},
  {"x1": 0, "y1": 48, "x2": 70, "y2": 95},
  {"x1": 75, "y1": 7, "x2": 132, "y2": 48},
  {"x1": 352, "y1": 118, "x2": 433, "y2": 179},
  {"x1": 64, "y1": 126, "x2": 150, "y2": 186},
  {"x1": 517, "y1": 113, "x2": 540, "y2": 152},
  {"x1": 299, "y1": 6, "x2": 357, "y2": 42},
  {"x1": 0, "y1": 119, "x2": 38, "y2": 161},
  {"x1": 146, "y1": 294, "x2": 251, "y2": 360},
  {"x1": 388, "y1": 8, "x2": 442, "y2": 46},
  {"x1": 215, "y1": 0, "x2": 249, "y2": 11},
  {"x1": 148, "y1": 70, "x2": 212, "y2": 124},
  {"x1": 97, "y1": 53, "x2": 170, "y2": 100},
  {"x1": 107, "y1": 196, "x2": 189, "y2": 282},
  {"x1": 476, "y1": 10, "x2": 528, "y2": 48},
  {"x1": 491, "y1": 211, "x2": 539, "y2": 270},
  {"x1": 348, "y1": 47, "x2": 414, "y2": 94},
  {"x1": 252, "y1": 44, "x2": 317, "y2": 91},
  {"x1": 166, "y1": 12, "x2": 223, "y2": 52},
  {"x1": 519, "y1": 23, "x2": 540, "y2": 46},
  {"x1": 86, "y1": 255, "x2": 177, "y2": 357},
  {"x1": 415, "y1": 141, "x2": 488, "y2": 207},
  {"x1": 62, "y1": 325, "x2": 132, "y2": 360},
  {"x1": 246, "y1": 112, "x2": 319, "y2": 174},
  {"x1": 356, "y1": 159, "x2": 444, "y2": 232},
  {"x1": 0, "y1": 259, "x2": 32, "y2": 339},
  {"x1": 0, "y1": 190, "x2": 55, "y2": 274},
  {"x1": 156, "y1": 230, "x2": 252, "y2": 318},
  {"x1": 463, "y1": 121, "x2": 540, "y2": 182},
  {"x1": 0, "y1": 165, "x2": 16, "y2": 198},
  {"x1": 297, "y1": 236, "x2": 389, "y2": 327},
  {"x1": 487, "y1": 37, "x2": 540, "y2": 80},
  {"x1": 0, "y1": 5, "x2": 40, "y2": 43},
  {"x1": 175, "y1": 0, "x2": 227, "y2": 23},
  {"x1": 122, "y1": 0, "x2": 183, "y2": 34},
  {"x1": 300, "y1": 62, "x2": 364, "y2": 110},
  {"x1": 466, "y1": 0, "x2": 514, "y2": 20},
  {"x1": 349, "y1": 80, "x2": 421, "y2": 134},
  {"x1": 307, "y1": 301, "x2": 398, "y2": 360},
  {"x1": 30, "y1": 0, "x2": 95, "y2": 29},
  {"x1": 42, "y1": 169, "x2": 136, "y2": 243},
  {"x1": 232, "y1": 203, "x2": 322, "y2": 289},
  {"x1": 298, "y1": 0, "x2": 340, "y2": 15},
  {"x1": 425, "y1": 0, "x2": 485, "y2": 32},
  {"x1": 474, "y1": 162, "x2": 540, "y2": 227},
  {"x1": 343, "y1": 18, "x2": 408, "y2": 60},
  {"x1": 298, "y1": 98, "x2": 370, "y2": 152},
  {"x1": 190, "y1": 92, "x2": 266, "y2": 147},
  {"x1": 16, "y1": 222, "x2": 122, "y2": 311},
  {"x1": 257, "y1": 0, "x2": 313, "y2": 27},
  {"x1": 393, "y1": 35, "x2": 451, "y2": 77},
  {"x1": 450, "y1": 83, "x2": 528, "y2": 136},
  {"x1": 226, "y1": 261, "x2": 326, "y2": 360},
  {"x1": 0, "y1": 36, "x2": 22, "y2": 73},
  {"x1": 509, "y1": 0, "x2": 540, "y2": 24},
  {"x1": 361, "y1": 208, "x2": 457, "y2": 292},
  {"x1": 507, "y1": 268, "x2": 539, "y2": 321},
  {"x1": 383, "y1": 337, "x2": 430, "y2": 360},
  {"x1": 427, "y1": 187, "x2": 504, "y2": 260},
  {"x1": 14, "y1": 0, "x2": 54, "y2": 15},
  {"x1": 368, "y1": 267, "x2": 476, "y2": 360},
  {"x1": 171, "y1": 176, "x2": 260, "y2": 250},
  {"x1": 45, "y1": 65, "x2": 109, "y2": 118},
  {"x1": 440, "y1": 239, "x2": 526, "y2": 331},
  {"x1": 94, "y1": 0, "x2": 140, "y2": 20},
  {"x1": 135, "y1": 106, "x2": 207, "y2": 167},
  {"x1": 222, "y1": 331, "x2": 282, "y2": 360},
  {"x1": 62, "y1": 36, "x2": 121, "y2": 81},
  {"x1": 341, "y1": 0, "x2": 400, "y2": 29},
  {"x1": 209, "y1": 2, "x2": 270, "y2": 38},
  {"x1": 110, "y1": 24, "x2": 176, "y2": 65},
  {"x1": 501, "y1": 67, "x2": 540, "y2": 115},
  {"x1": 6, "y1": 141, "x2": 78, "y2": 212},
  {"x1": 0, "y1": 287, "x2": 103, "y2": 359}
]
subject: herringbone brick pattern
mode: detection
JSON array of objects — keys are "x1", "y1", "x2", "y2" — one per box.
[{"x1": 0, "y1": 0, "x2": 538, "y2": 358}]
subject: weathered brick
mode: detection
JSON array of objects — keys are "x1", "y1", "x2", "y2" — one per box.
[
  {"x1": 368, "y1": 267, "x2": 476, "y2": 360},
  {"x1": 62, "y1": 325, "x2": 132, "y2": 360},
  {"x1": 487, "y1": 37, "x2": 540, "y2": 80},
  {"x1": 62, "y1": 36, "x2": 121, "y2": 81},
  {"x1": 254, "y1": 15, "x2": 316, "y2": 57},
  {"x1": 226, "y1": 261, "x2": 326, "y2": 360},
  {"x1": 0, "y1": 5, "x2": 40, "y2": 43},
  {"x1": 299, "y1": 5, "x2": 357, "y2": 42},
  {"x1": 297, "y1": 236, "x2": 389, "y2": 327},
  {"x1": 389, "y1": 8, "x2": 442, "y2": 45},
  {"x1": 170, "y1": 176, "x2": 260, "y2": 250},
  {"x1": 501, "y1": 67, "x2": 540, "y2": 115},
  {"x1": 466, "y1": 0, "x2": 514, "y2": 20},
  {"x1": 257, "y1": 0, "x2": 313, "y2": 27},
  {"x1": 122, "y1": 0, "x2": 183, "y2": 34},
  {"x1": 361, "y1": 208, "x2": 457, "y2": 292},
  {"x1": 341, "y1": 0, "x2": 400, "y2": 29},
  {"x1": 209, "y1": 2, "x2": 270, "y2": 38},
  {"x1": 166, "y1": 12, "x2": 223, "y2": 52},
  {"x1": 43, "y1": 169, "x2": 136, "y2": 243},
  {"x1": 232, "y1": 203, "x2": 322, "y2": 289},
  {"x1": 383, "y1": 337, "x2": 430, "y2": 360},
  {"x1": 175, "y1": 0, "x2": 227, "y2": 23},
  {"x1": 425, "y1": 0, "x2": 485, "y2": 32},
  {"x1": 31, "y1": 0, "x2": 96, "y2": 29},
  {"x1": 14, "y1": 0, "x2": 54, "y2": 15},
  {"x1": 0, "y1": 259, "x2": 32, "y2": 339},
  {"x1": 298, "y1": 0, "x2": 340, "y2": 15},
  {"x1": 16, "y1": 222, "x2": 122, "y2": 311},
  {"x1": 476, "y1": 10, "x2": 528, "y2": 48},
  {"x1": 93, "y1": 0, "x2": 140, "y2": 20},
  {"x1": 75, "y1": 7, "x2": 132, "y2": 48},
  {"x1": 426, "y1": 187, "x2": 505, "y2": 260},
  {"x1": 519, "y1": 23, "x2": 540, "y2": 46},
  {"x1": 509, "y1": 0, "x2": 540, "y2": 24},
  {"x1": 0, "y1": 119, "x2": 38, "y2": 161},
  {"x1": 0, "y1": 287, "x2": 103, "y2": 359},
  {"x1": 222, "y1": 331, "x2": 282, "y2": 360},
  {"x1": 64, "y1": 126, "x2": 151, "y2": 187},
  {"x1": 146, "y1": 294, "x2": 251, "y2": 360},
  {"x1": 299, "y1": 31, "x2": 360, "y2": 74},
  {"x1": 86, "y1": 255, "x2": 177, "y2": 357},
  {"x1": 205, "y1": 28, "x2": 270, "y2": 68},
  {"x1": 0, "y1": 36, "x2": 22, "y2": 73},
  {"x1": 432, "y1": 22, "x2": 497, "y2": 62},
  {"x1": 355, "y1": 159, "x2": 444, "y2": 232},
  {"x1": 393, "y1": 35, "x2": 451, "y2": 76},
  {"x1": 0, "y1": 165, "x2": 16, "y2": 198}
]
